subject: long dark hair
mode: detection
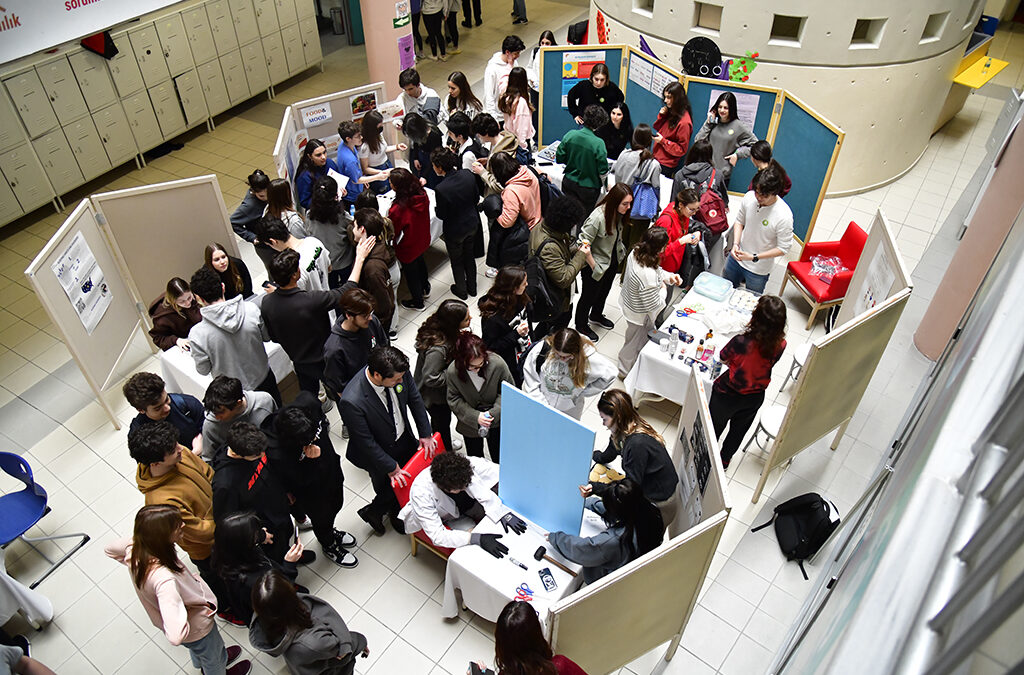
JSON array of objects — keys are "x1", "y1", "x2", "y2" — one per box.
[
  {"x1": 251, "y1": 570, "x2": 313, "y2": 643},
  {"x1": 499, "y1": 67, "x2": 533, "y2": 116},
  {"x1": 204, "y1": 243, "x2": 244, "y2": 296},
  {"x1": 211, "y1": 512, "x2": 273, "y2": 581},
  {"x1": 415, "y1": 299, "x2": 469, "y2": 354},
  {"x1": 389, "y1": 167, "x2": 425, "y2": 203},
  {"x1": 308, "y1": 175, "x2": 341, "y2": 225},
  {"x1": 632, "y1": 226, "x2": 669, "y2": 268},
  {"x1": 360, "y1": 110, "x2": 385, "y2": 155},
  {"x1": 129, "y1": 505, "x2": 184, "y2": 590},
  {"x1": 609, "y1": 101, "x2": 633, "y2": 135},
  {"x1": 247, "y1": 169, "x2": 270, "y2": 193},
  {"x1": 597, "y1": 389, "x2": 664, "y2": 447},
  {"x1": 447, "y1": 71, "x2": 482, "y2": 114},
  {"x1": 453, "y1": 333, "x2": 490, "y2": 383},
  {"x1": 266, "y1": 178, "x2": 294, "y2": 218},
  {"x1": 630, "y1": 123, "x2": 654, "y2": 164},
  {"x1": 296, "y1": 139, "x2": 326, "y2": 177},
  {"x1": 478, "y1": 265, "x2": 529, "y2": 320},
  {"x1": 685, "y1": 138, "x2": 714, "y2": 165},
  {"x1": 602, "y1": 478, "x2": 664, "y2": 562},
  {"x1": 750, "y1": 140, "x2": 790, "y2": 189},
  {"x1": 712, "y1": 91, "x2": 738, "y2": 123},
  {"x1": 596, "y1": 182, "x2": 632, "y2": 234},
  {"x1": 663, "y1": 81, "x2": 691, "y2": 126},
  {"x1": 746, "y1": 295, "x2": 787, "y2": 358},
  {"x1": 494, "y1": 601, "x2": 557, "y2": 675}
]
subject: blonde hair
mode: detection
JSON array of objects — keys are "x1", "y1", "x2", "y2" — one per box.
[
  {"x1": 544, "y1": 328, "x2": 594, "y2": 389},
  {"x1": 162, "y1": 278, "x2": 191, "y2": 319}
]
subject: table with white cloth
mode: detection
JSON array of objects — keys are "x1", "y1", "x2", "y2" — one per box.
[
  {"x1": 441, "y1": 507, "x2": 605, "y2": 626},
  {"x1": 534, "y1": 159, "x2": 674, "y2": 211},
  {"x1": 159, "y1": 341, "x2": 294, "y2": 401},
  {"x1": 623, "y1": 284, "x2": 755, "y2": 405},
  {"x1": 375, "y1": 187, "x2": 443, "y2": 246}
]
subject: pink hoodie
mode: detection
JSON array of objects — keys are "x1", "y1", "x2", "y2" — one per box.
[{"x1": 498, "y1": 166, "x2": 542, "y2": 229}]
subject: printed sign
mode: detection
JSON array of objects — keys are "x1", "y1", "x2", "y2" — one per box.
[
  {"x1": 350, "y1": 92, "x2": 377, "y2": 119},
  {"x1": 51, "y1": 232, "x2": 113, "y2": 335},
  {"x1": 561, "y1": 50, "x2": 606, "y2": 108},
  {"x1": 709, "y1": 88, "x2": 760, "y2": 132},
  {"x1": 300, "y1": 102, "x2": 333, "y2": 128}
]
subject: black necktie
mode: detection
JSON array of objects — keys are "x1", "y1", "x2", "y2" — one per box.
[{"x1": 384, "y1": 387, "x2": 398, "y2": 439}]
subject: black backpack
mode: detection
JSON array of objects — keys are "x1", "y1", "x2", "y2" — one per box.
[
  {"x1": 527, "y1": 166, "x2": 564, "y2": 218},
  {"x1": 751, "y1": 493, "x2": 840, "y2": 580},
  {"x1": 524, "y1": 238, "x2": 565, "y2": 322}
]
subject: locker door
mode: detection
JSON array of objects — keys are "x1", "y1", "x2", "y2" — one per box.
[
  {"x1": 32, "y1": 129, "x2": 84, "y2": 195},
  {"x1": 253, "y1": 0, "x2": 280, "y2": 37},
  {"x1": 68, "y1": 50, "x2": 117, "y2": 112},
  {"x1": 0, "y1": 88, "x2": 26, "y2": 152},
  {"x1": 228, "y1": 0, "x2": 260, "y2": 45},
  {"x1": 129, "y1": 25, "x2": 172, "y2": 88},
  {"x1": 63, "y1": 118, "x2": 111, "y2": 180},
  {"x1": 281, "y1": 24, "x2": 305, "y2": 74},
  {"x1": 122, "y1": 93, "x2": 163, "y2": 151},
  {"x1": 3, "y1": 71, "x2": 59, "y2": 138},
  {"x1": 240, "y1": 42, "x2": 270, "y2": 94},
  {"x1": 36, "y1": 59, "x2": 89, "y2": 125},
  {"x1": 0, "y1": 175, "x2": 22, "y2": 223},
  {"x1": 197, "y1": 61, "x2": 231, "y2": 117},
  {"x1": 262, "y1": 33, "x2": 289, "y2": 85},
  {"x1": 155, "y1": 15, "x2": 195, "y2": 78},
  {"x1": 174, "y1": 70, "x2": 208, "y2": 127},
  {"x1": 206, "y1": 0, "x2": 240, "y2": 56},
  {"x1": 295, "y1": 0, "x2": 315, "y2": 20},
  {"x1": 93, "y1": 103, "x2": 137, "y2": 166},
  {"x1": 275, "y1": 0, "x2": 298, "y2": 27},
  {"x1": 181, "y1": 6, "x2": 218, "y2": 66},
  {"x1": 0, "y1": 145, "x2": 53, "y2": 211},
  {"x1": 108, "y1": 33, "x2": 146, "y2": 97},
  {"x1": 299, "y1": 17, "x2": 322, "y2": 66},
  {"x1": 148, "y1": 82, "x2": 186, "y2": 138},
  {"x1": 220, "y1": 50, "x2": 250, "y2": 104}
]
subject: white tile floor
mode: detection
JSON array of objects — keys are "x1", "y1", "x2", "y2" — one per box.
[{"x1": 0, "y1": 12, "x2": 1022, "y2": 675}]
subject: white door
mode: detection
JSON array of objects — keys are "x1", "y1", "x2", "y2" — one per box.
[
  {"x1": 262, "y1": 33, "x2": 289, "y2": 85},
  {"x1": 148, "y1": 82, "x2": 186, "y2": 138},
  {"x1": 155, "y1": 15, "x2": 195, "y2": 78},
  {"x1": 174, "y1": 70, "x2": 209, "y2": 127},
  {"x1": 3, "y1": 71, "x2": 59, "y2": 138},
  {"x1": 275, "y1": 0, "x2": 298, "y2": 27},
  {"x1": 181, "y1": 6, "x2": 218, "y2": 66},
  {"x1": 228, "y1": 0, "x2": 261, "y2": 45},
  {"x1": 130, "y1": 24, "x2": 173, "y2": 88},
  {"x1": 93, "y1": 103, "x2": 137, "y2": 166},
  {"x1": 294, "y1": 0, "x2": 315, "y2": 20},
  {"x1": 68, "y1": 50, "x2": 118, "y2": 112},
  {"x1": 281, "y1": 24, "x2": 305, "y2": 74},
  {"x1": 0, "y1": 88, "x2": 26, "y2": 152},
  {"x1": 299, "y1": 17, "x2": 322, "y2": 66},
  {"x1": 108, "y1": 33, "x2": 146, "y2": 97},
  {"x1": 0, "y1": 144, "x2": 53, "y2": 211},
  {"x1": 32, "y1": 129, "x2": 84, "y2": 195},
  {"x1": 122, "y1": 93, "x2": 163, "y2": 151},
  {"x1": 0, "y1": 174, "x2": 22, "y2": 223},
  {"x1": 240, "y1": 41, "x2": 270, "y2": 94},
  {"x1": 63, "y1": 118, "x2": 111, "y2": 180},
  {"x1": 253, "y1": 0, "x2": 280, "y2": 37},
  {"x1": 206, "y1": 0, "x2": 240, "y2": 56},
  {"x1": 36, "y1": 59, "x2": 89, "y2": 125},
  {"x1": 220, "y1": 50, "x2": 250, "y2": 104},
  {"x1": 197, "y1": 61, "x2": 231, "y2": 117}
]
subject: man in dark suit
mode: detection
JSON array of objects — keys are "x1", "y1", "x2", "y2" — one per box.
[
  {"x1": 432, "y1": 147, "x2": 482, "y2": 300},
  {"x1": 339, "y1": 345, "x2": 436, "y2": 535}
]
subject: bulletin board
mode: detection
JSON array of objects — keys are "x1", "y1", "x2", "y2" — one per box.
[
  {"x1": 770, "y1": 93, "x2": 845, "y2": 244},
  {"x1": 538, "y1": 44, "x2": 626, "y2": 147},
  {"x1": 685, "y1": 76, "x2": 782, "y2": 194},
  {"x1": 621, "y1": 47, "x2": 683, "y2": 136},
  {"x1": 499, "y1": 384, "x2": 595, "y2": 536},
  {"x1": 834, "y1": 209, "x2": 913, "y2": 329}
]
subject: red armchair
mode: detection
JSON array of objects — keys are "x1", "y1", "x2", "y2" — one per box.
[
  {"x1": 780, "y1": 222, "x2": 868, "y2": 329},
  {"x1": 392, "y1": 432, "x2": 455, "y2": 561}
]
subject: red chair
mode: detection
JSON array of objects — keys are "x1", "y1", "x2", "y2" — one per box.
[
  {"x1": 392, "y1": 433, "x2": 455, "y2": 560},
  {"x1": 780, "y1": 222, "x2": 868, "y2": 329}
]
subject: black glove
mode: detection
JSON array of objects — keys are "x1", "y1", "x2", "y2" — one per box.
[
  {"x1": 499, "y1": 512, "x2": 527, "y2": 535},
  {"x1": 478, "y1": 533, "x2": 508, "y2": 559}
]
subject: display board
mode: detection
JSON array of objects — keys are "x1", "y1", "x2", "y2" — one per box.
[
  {"x1": 621, "y1": 48, "x2": 683, "y2": 135},
  {"x1": 24, "y1": 201, "x2": 152, "y2": 428},
  {"x1": 835, "y1": 209, "x2": 914, "y2": 328},
  {"x1": 538, "y1": 45, "x2": 626, "y2": 147},
  {"x1": 753, "y1": 289, "x2": 912, "y2": 502},
  {"x1": 498, "y1": 384, "x2": 595, "y2": 536},
  {"x1": 273, "y1": 105, "x2": 298, "y2": 182},
  {"x1": 685, "y1": 77, "x2": 782, "y2": 194},
  {"x1": 90, "y1": 175, "x2": 238, "y2": 309},
  {"x1": 771, "y1": 93, "x2": 845, "y2": 243}
]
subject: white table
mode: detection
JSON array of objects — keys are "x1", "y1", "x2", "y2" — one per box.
[
  {"x1": 160, "y1": 340, "x2": 294, "y2": 401},
  {"x1": 375, "y1": 187, "x2": 444, "y2": 246},
  {"x1": 534, "y1": 160, "x2": 675, "y2": 212},
  {"x1": 441, "y1": 508, "x2": 605, "y2": 626}
]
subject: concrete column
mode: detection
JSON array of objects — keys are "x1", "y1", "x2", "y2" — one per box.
[{"x1": 358, "y1": 0, "x2": 414, "y2": 100}]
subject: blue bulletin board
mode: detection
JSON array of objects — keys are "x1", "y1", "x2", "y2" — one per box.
[
  {"x1": 622, "y1": 49, "x2": 682, "y2": 136},
  {"x1": 685, "y1": 77, "x2": 781, "y2": 193},
  {"x1": 539, "y1": 45, "x2": 625, "y2": 147},
  {"x1": 498, "y1": 384, "x2": 595, "y2": 535},
  {"x1": 770, "y1": 93, "x2": 843, "y2": 243}
]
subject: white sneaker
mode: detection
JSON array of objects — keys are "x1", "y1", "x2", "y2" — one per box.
[
  {"x1": 485, "y1": 267, "x2": 498, "y2": 278},
  {"x1": 453, "y1": 439, "x2": 464, "y2": 450},
  {"x1": 295, "y1": 516, "x2": 313, "y2": 531}
]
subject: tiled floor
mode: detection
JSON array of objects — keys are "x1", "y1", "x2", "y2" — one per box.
[{"x1": 1, "y1": 7, "x2": 1022, "y2": 674}]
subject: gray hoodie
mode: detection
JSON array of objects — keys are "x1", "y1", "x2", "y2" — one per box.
[
  {"x1": 187, "y1": 296, "x2": 271, "y2": 391},
  {"x1": 249, "y1": 594, "x2": 367, "y2": 675}
]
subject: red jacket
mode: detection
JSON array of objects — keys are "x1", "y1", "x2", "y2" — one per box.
[
  {"x1": 653, "y1": 110, "x2": 692, "y2": 171},
  {"x1": 389, "y1": 193, "x2": 432, "y2": 263},
  {"x1": 654, "y1": 202, "x2": 691, "y2": 274}
]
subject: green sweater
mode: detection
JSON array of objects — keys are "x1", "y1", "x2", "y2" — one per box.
[{"x1": 556, "y1": 127, "x2": 608, "y2": 189}]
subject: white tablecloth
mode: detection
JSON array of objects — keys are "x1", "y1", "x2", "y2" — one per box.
[
  {"x1": 534, "y1": 161, "x2": 675, "y2": 212},
  {"x1": 441, "y1": 508, "x2": 605, "y2": 626},
  {"x1": 375, "y1": 187, "x2": 443, "y2": 246},
  {"x1": 159, "y1": 341, "x2": 294, "y2": 401},
  {"x1": 0, "y1": 548, "x2": 52, "y2": 628}
]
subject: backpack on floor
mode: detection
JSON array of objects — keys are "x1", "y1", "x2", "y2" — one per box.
[
  {"x1": 751, "y1": 492, "x2": 840, "y2": 580},
  {"x1": 524, "y1": 238, "x2": 565, "y2": 322}
]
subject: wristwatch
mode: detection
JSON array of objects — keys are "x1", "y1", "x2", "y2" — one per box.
[{"x1": 752, "y1": 253, "x2": 760, "y2": 263}]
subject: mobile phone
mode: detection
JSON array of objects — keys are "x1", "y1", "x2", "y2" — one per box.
[{"x1": 469, "y1": 663, "x2": 495, "y2": 675}]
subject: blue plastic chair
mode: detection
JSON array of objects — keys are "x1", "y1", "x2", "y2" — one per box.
[{"x1": 0, "y1": 452, "x2": 90, "y2": 589}]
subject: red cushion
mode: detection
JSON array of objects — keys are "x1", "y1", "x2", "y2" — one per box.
[
  {"x1": 392, "y1": 433, "x2": 445, "y2": 509},
  {"x1": 837, "y1": 222, "x2": 868, "y2": 267},
  {"x1": 414, "y1": 530, "x2": 455, "y2": 556}
]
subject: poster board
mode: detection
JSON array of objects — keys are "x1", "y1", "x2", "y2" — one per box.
[
  {"x1": 835, "y1": 209, "x2": 914, "y2": 328},
  {"x1": 770, "y1": 93, "x2": 845, "y2": 244},
  {"x1": 753, "y1": 289, "x2": 912, "y2": 502},
  {"x1": 24, "y1": 200, "x2": 152, "y2": 428},
  {"x1": 498, "y1": 385, "x2": 595, "y2": 535},
  {"x1": 273, "y1": 105, "x2": 297, "y2": 181},
  {"x1": 538, "y1": 45, "x2": 626, "y2": 147},
  {"x1": 621, "y1": 48, "x2": 683, "y2": 135},
  {"x1": 90, "y1": 175, "x2": 238, "y2": 310}
]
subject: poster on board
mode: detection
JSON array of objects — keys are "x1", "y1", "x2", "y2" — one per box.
[
  {"x1": 709, "y1": 88, "x2": 760, "y2": 131},
  {"x1": 51, "y1": 232, "x2": 113, "y2": 335},
  {"x1": 561, "y1": 51, "x2": 606, "y2": 108},
  {"x1": 398, "y1": 33, "x2": 415, "y2": 70},
  {"x1": 378, "y1": 98, "x2": 405, "y2": 123},
  {"x1": 628, "y1": 53, "x2": 654, "y2": 91},
  {"x1": 350, "y1": 92, "x2": 377, "y2": 119},
  {"x1": 300, "y1": 102, "x2": 332, "y2": 128},
  {"x1": 650, "y1": 67, "x2": 678, "y2": 98},
  {"x1": 853, "y1": 247, "x2": 896, "y2": 316}
]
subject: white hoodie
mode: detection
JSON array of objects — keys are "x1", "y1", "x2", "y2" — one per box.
[
  {"x1": 484, "y1": 52, "x2": 518, "y2": 121},
  {"x1": 187, "y1": 296, "x2": 271, "y2": 391},
  {"x1": 522, "y1": 342, "x2": 618, "y2": 420}
]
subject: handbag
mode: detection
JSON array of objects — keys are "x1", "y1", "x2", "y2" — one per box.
[{"x1": 631, "y1": 178, "x2": 659, "y2": 220}]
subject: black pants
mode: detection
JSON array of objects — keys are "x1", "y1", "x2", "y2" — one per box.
[
  {"x1": 427, "y1": 403, "x2": 454, "y2": 455},
  {"x1": 465, "y1": 432, "x2": 500, "y2": 462},
  {"x1": 329, "y1": 265, "x2": 352, "y2": 290},
  {"x1": 192, "y1": 555, "x2": 231, "y2": 613},
  {"x1": 444, "y1": 13, "x2": 460, "y2": 48},
  {"x1": 255, "y1": 369, "x2": 282, "y2": 407},
  {"x1": 462, "y1": 0, "x2": 481, "y2": 23},
  {"x1": 411, "y1": 12, "x2": 422, "y2": 51},
  {"x1": 254, "y1": 242, "x2": 277, "y2": 275},
  {"x1": 423, "y1": 12, "x2": 446, "y2": 57},
  {"x1": 562, "y1": 176, "x2": 600, "y2": 216},
  {"x1": 293, "y1": 449, "x2": 345, "y2": 548},
  {"x1": 575, "y1": 248, "x2": 618, "y2": 329},
  {"x1": 293, "y1": 360, "x2": 325, "y2": 397},
  {"x1": 534, "y1": 307, "x2": 572, "y2": 340},
  {"x1": 446, "y1": 229, "x2": 477, "y2": 296},
  {"x1": 709, "y1": 388, "x2": 766, "y2": 465},
  {"x1": 366, "y1": 433, "x2": 418, "y2": 518},
  {"x1": 401, "y1": 255, "x2": 429, "y2": 305}
]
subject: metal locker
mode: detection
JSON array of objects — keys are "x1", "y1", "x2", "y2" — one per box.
[
  {"x1": 253, "y1": 0, "x2": 280, "y2": 37},
  {"x1": 155, "y1": 15, "x2": 195, "y2": 78},
  {"x1": 32, "y1": 129, "x2": 84, "y2": 195},
  {"x1": 206, "y1": 0, "x2": 240, "y2": 56},
  {"x1": 262, "y1": 34, "x2": 289, "y2": 85},
  {"x1": 122, "y1": 93, "x2": 163, "y2": 152},
  {"x1": 228, "y1": 0, "x2": 261, "y2": 46},
  {"x1": 174, "y1": 70, "x2": 208, "y2": 127},
  {"x1": 197, "y1": 62, "x2": 231, "y2": 117},
  {"x1": 93, "y1": 103, "x2": 137, "y2": 166},
  {"x1": 63, "y1": 118, "x2": 111, "y2": 180},
  {"x1": 294, "y1": 0, "x2": 316, "y2": 20},
  {"x1": 0, "y1": 176, "x2": 22, "y2": 224},
  {"x1": 0, "y1": 88, "x2": 26, "y2": 152},
  {"x1": 108, "y1": 33, "x2": 146, "y2": 97},
  {"x1": 240, "y1": 42, "x2": 270, "y2": 95},
  {"x1": 299, "y1": 17, "x2": 322, "y2": 66},
  {"x1": 68, "y1": 50, "x2": 117, "y2": 112},
  {"x1": 220, "y1": 50, "x2": 250, "y2": 104},
  {"x1": 129, "y1": 25, "x2": 172, "y2": 88},
  {"x1": 275, "y1": 0, "x2": 298, "y2": 27},
  {"x1": 281, "y1": 25, "x2": 305, "y2": 75},
  {"x1": 148, "y1": 82, "x2": 186, "y2": 139},
  {"x1": 36, "y1": 59, "x2": 90, "y2": 125},
  {"x1": 0, "y1": 144, "x2": 54, "y2": 212},
  {"x1": 181, "y1": 6, "x2": 218, "y2": 66},
  {"x1": 3, "y1": 71, "x2": 59, "y2": 138}
]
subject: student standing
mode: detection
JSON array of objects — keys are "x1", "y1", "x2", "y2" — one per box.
[
  {"x1": 484, "y1": 36, "x2": 525, "y2": 121},
  {"x1": 566, "y1": 64, "x2": 624, "y2": 124},
  {"x1": 575, "y1": 184, "x2": 630, "y2": 342},
  {"x1": 421, "y1": 0, "x2": 453, "y2": 61},
  {"x1": 652, "y1": 82, "x2": 693, "y2": 176},
  {"x1": 231, "y1": 170, "x2": 274, "y2": 272},
  {"x1": 652, "y1": 189, "x2": 702, "y2": 320},
  {"x1": 323, "y1": 288, "x2": 390, "y2": 402},
  {"x1": 747, "y1": 140, "x2": 792, "y2": 197},
  {"x1": 260, "y1": 217, "x2": 331, "y2": 293},
  {"x1": 618, "y1": 228, "x2": 682, "y2": 377},
  {"x1": 461, "y1": 0, "x2": 481, "y2": 27},
  {"x1": 204, "y1": 244, "x2": 253, "y2": 300},
  {"x1": 398, "y1": 68, "x2": 442, "y2": 124},
  {"x1": 439, "y1": 71, "x2": 483, "y2": 125},
  {"x1": 199, "y1": 376, "x2": 278, "y2": 460},
  {"x1": 447, "y1": 111, "x2": 486, "y2": 172},
  {"x1": 446, "y1": 333, "x2": 513, "y2": 462},
  {"x1": 359, "y1": 111, "x2": 403, "y2": 194},
  {"x1": 295, "y1": 140, "x2": 342, "y2": 211},
  {"x1": 556, "y1": 105, "x2": 610, "y2": 215},
  {"x1": 529, "y1": 195, "x2": 589, "y2": 336},
  {"x1": 724, "y1": 168, "x2": 793, "y2": 293},
  {"x1": 432, "y1": 148, "x2": 482, "y2": 299},
  {"x1": 478, "y1": 265, "x2": 533, "y2": 386},
  {"x1": 414, "y1": 299, "x2": 470, "y2": 454},
  {"x1": 521, "y1": 327, "x2": 616, "y2": 420},
  {"x1": 612, "y1": 124, "x2": 662, "y2": 252},
  {"x1": 125, "y1": 371, "x2": 204, "y2": 453},
  {"x1": 498, "y1": 67, "x2": 535, "y2": 166},
  {"x1": 336, "y1": 121, "x2": 390, "y2": 210},
  {"x1": 401, "y1": 112, "x2": 445, "y2": 190},
  {"x1": 670, "y1": 138, "x2": 731, "y2": 228},
  {"x1": 351, "y1": 209, "x2": 397, "y2": 333},
  {"x1": 694, "y1": 91, "x2": 758, "y2": 182},
  {"x1": 265, "y1": 178, "x2": 306, "y2": 239},
  {"x1": 148, "y1": 277, "x2": 201, "y2": 351},
  {"x1": 470, "y1": 113, "x2": 519, "y2": 193},
  {"x1": 305, "y1": 176, "x2": 354, "y2": 288},
  {"x1": 388, "y1": 168, "x2": 432, "y2": 310}
]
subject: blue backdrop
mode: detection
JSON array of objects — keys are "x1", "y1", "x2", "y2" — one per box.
[
  {"x1": 539, "y1": 46, "x2": 624, "y2": 147},
  {"x1": 622, "y1": 51, "x2": 682, "y2": 135}
]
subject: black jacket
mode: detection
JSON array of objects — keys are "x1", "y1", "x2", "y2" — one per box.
[
  {"x1": 566, "y1": 80, "x2": 624, "y2": 119},
  {"x1": 220, "y1": 556, "x2": 297, "y2": 626},
  {"x1": 210, "y1": 447, "x2": 293, "y2": 535},
  {"x1": 261, "y1": 391, "x2": 344, "y2": 500},
  {"x1": 434, "y1": 169, "x2": 482, "y2": 241},
  {"x1": 218, "y1": 257, "x2": 254, "y2": 300},
  {"x1": 322, "y1": 315, "x2": 390, "y2": 400},
  {"x1": 260, "y1": 283, "x2": 352, "y2": 366},
  {"x1": 480, "y1": 303, "x2": 534, "y2": 386},
  {"x1": 592, "y1": 432, "x2": 679, "y2": 503},
  {"x1": 230, "y1": 191, "x2": 265, "y2": 243}
]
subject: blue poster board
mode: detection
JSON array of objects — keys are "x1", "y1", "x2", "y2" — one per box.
[
  {"x1": 622, "y1": 50, "x2": 682, "y2": 135},
  {"x1": 685, "y1": 78, "x2": 779, "y2": 193},
  {"x1": 770, "y1": 94, "x2": 842, "y2": 242},
  {"x1": 539, "y1": 46, "x2": 625, "y2": 147},
  {"x1": 498, "y1": 384, "x2": 595, "y2": 535}
]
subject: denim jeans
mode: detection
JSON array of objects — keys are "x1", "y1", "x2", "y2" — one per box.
[
  {"x1": 184, "y1": 625, "x2": 227, "y2": 675},
  {"x1": 723, "y1": 256, "x2": 768, "y2": 294}
]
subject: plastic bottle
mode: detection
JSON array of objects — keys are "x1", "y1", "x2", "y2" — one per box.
[
  {"x1": 479, "y1": 412, "x2": 492, "y2": 438},
  {"x1": 695, "y1": 339, "x2": 705, "y2": 359}
]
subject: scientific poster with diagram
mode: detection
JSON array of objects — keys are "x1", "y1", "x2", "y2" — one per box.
[
  {"x1": 51, "y1": 232, "x2": 112, "y2": 335},
  {"x1": 561, "y1": 51, "x2": 605, "y2": 108},
  {"x1": 709, "y1": 88, "x2": 760, "y2": 131}
]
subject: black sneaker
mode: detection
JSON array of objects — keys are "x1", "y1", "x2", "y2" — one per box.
[
  {"x1": 461, "y1": 19, "x2": 472, "y2": 27},
  {"x1": 324, "y1": 542, "x2": 359, "y2": 568},
  {"x1": 513, "y1": 17, "x2": 528, "y2": 24},
  {"x1": 297, "y1": 550, "x2": 316, "y2": 565},
  {"x1": 424, "y1": 283, "x2": 432, "y2": 298},
  {"x1": 590, "y1": 315, "x2": 615, "y2": 330},
  {"x1": 333, "y1": 529, "x2": 357, "y2": 548},
  {"x1": 358, "y1": 504, "x2": 386, "y2": 535},
  {"x1": 450, "y1": 283, "x2": 469, "y2": 300},
  {"x1": 388, "y1": 513, "x2": 407, "y2": 535},
  {"x1": 576, "y1": 325, "x2": 600, "y2": 342},
  {"x1": 401, "y1": 299, "x2": 425, "y2": 310}
]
